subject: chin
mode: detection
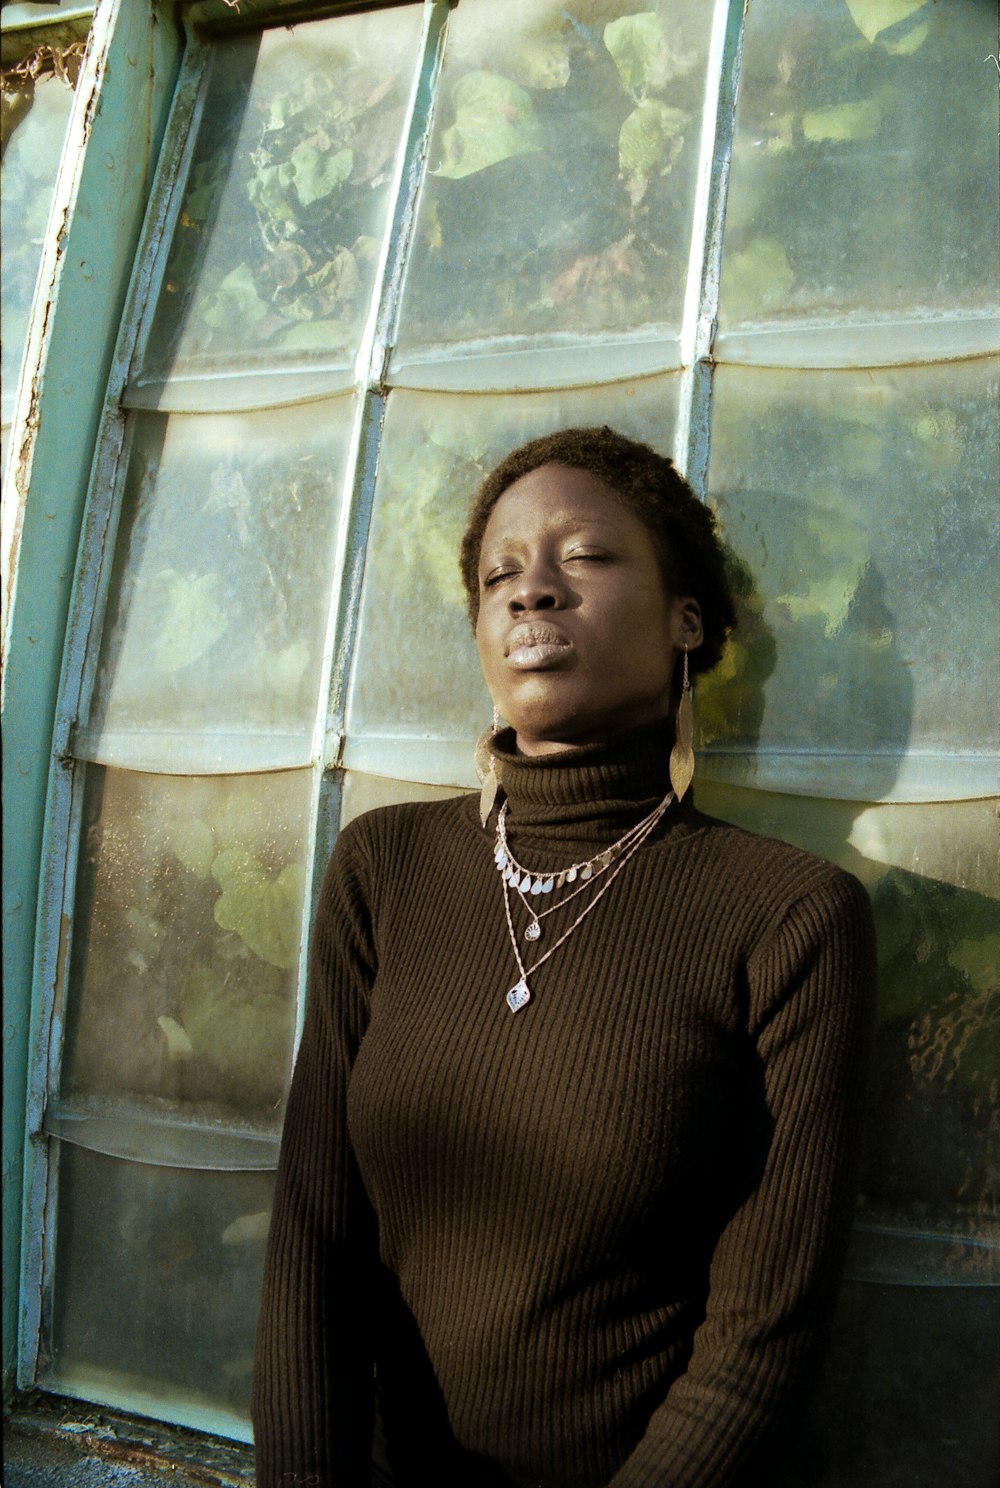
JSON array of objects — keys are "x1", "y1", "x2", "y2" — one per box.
[{"x1": 511, "y1": 711, "x2": 599, "y2": 755}]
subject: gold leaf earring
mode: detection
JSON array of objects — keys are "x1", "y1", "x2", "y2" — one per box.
[
  {"x1": 475, "y1": 704, "x2": 502, "y2": 828},
  {"x1": 669, "y1": 645, "x2": 694, "y2": 803}
]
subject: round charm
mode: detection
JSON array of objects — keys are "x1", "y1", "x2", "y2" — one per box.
[{"x1": 525, "y1": 920, "x2": 541, "y2": 942}]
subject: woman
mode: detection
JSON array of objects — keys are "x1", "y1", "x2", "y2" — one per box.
[{"x1": 253, "y1": 426, "x2": 876, "y2": 1488}]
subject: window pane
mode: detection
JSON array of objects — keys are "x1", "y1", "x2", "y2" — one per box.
[
  {"x1": 697, "y1": 781, "x2": 1000, "y2": 1285},
  {"x1": 393, "y1": 0, "x2": 714, "y2": 363},
  {"x1": 44, "y1": 1144, "x2": 272, "y2": 1433},
  {"x1": 696, "y1": 785, "x2": 1000, "y2": 901},
  {"x1": 133, "y1": 7, "x2": 422, "y2": 394},
  {"x1": 345, "y1": 378, "x2": 680, "y2": 780},
  {"x1": 340, "y1": 769, "x2": 462, "y2": 827},
  {"x1": 1, "y1": 70, "x2": 76, "y2": 432},
  {"x1": 705, "y1": 359, "x2": 999, "y2": 801},
  {"x1": 79, "y1": 398, "x2": 353, "y2": 771},
  {"x1": 719, "y1": 0, "x2": 999, "y2": 331},
  {"x1": 61, "y1": 767, "x2": 312, "y2": 1125}
]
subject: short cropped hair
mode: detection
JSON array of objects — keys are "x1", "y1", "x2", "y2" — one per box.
[{"x1": 459, "y1": 425, "x2": 736, "y2": 678}]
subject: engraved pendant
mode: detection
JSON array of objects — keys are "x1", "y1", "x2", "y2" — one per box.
[
  {"x1": 506, "y1": 979, "x2": 531, "y2": 1013},
  {"x1": 524, "y1": 920, "x2": 541, "y2": 943}
]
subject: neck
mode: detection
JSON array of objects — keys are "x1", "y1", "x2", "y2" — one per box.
[
  {"x1": 512, "y1": 704, "x2": 676, "y2": 760},
  {"x1": 490, "y1": 717, "x2": 689, "y2": 847}
]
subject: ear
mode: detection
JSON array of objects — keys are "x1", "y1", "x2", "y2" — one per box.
[{"x1": 673, "y1": 597, "x2": 704, "y2": 653}]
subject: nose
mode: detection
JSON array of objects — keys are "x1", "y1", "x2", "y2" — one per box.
[{"x1": 508, "y1": 557, "x2": 566, "y2": 613}]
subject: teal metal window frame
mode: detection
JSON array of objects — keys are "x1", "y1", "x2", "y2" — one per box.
[{"x1": 2, "y1": 0, "x2": 179, "y2": 1394}]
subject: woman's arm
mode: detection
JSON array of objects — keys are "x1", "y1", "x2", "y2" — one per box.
[
  {"x1": 608, "y1": 867, "x2": 876, "y2": 1488},
  {"x1": 252, "y1": 825, "x2": 380, "y2": 1488}
]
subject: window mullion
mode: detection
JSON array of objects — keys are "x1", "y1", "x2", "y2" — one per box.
[
  {"x1": 120, "y1": 36, "x2": 216, "y2": 403},
  {"x1": 358, "y1": 0, "x2": 453, "y2": 392},
  {"x1": 312, "y1": 0, "x2": 453, "y2": 766},
  {"x1": 673, "y1": 0, "x2": 746, "y2": 495},
  {"x1": 298, "y1": 4, "x2": 454, "y2": 1051},
  {"x1": 300, "y1": 4, "x2": 453, "y2": 1059},
  {"x1": 18, "y1": 755, "x2": 87, "y2": 1388},
  {"x1": 56, "y1": 44, "x2": 213, "y2": 757},
  {"x1": 310, "y1": 0, "x2": 452, "y2": 757}
]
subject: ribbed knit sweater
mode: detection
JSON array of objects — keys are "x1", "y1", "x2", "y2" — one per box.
[{"x1": 253, "y1": 722, "x2": 876, "y2": 1488}]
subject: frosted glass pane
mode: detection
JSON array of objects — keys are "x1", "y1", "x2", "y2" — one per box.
[
  {"x1": 696, "y1": 786, "x2": 1000, "y2": 902},
  {"x1": 696, "y1": 782, "x2": 999, "y2": 1282},
  {"x1": 345, "y1": 378, "x2": 680, "y2": 765},
  {"x1": 0, "y1": 72, "x2": 75, "y2": 420},
  {"x1": 719, "y1": 0, "x2": 1000, "y2": 331},
  {"x1": 61, "y1": 767, "x2": 311, "y2": 1123},
  {"x1": 340, "y1": 770, "x2": 463, "y2": 827},
  {"x1": 394, "y1": 0, "x2": 713, "y2": 358},
  {"x1": 82, "y1": 399, "x2": 352, "y2": 768},
  {"x1": 134, "y1": 8, "x2": 421, "y2": 389},
  {"x1": 705, "y1": 360, "x2": 999, "y2": 800},
  {"x1": 45, "y1": 1144, "x2": 272, "y2": 1429}
]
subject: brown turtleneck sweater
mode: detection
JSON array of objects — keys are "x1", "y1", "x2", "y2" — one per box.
[{"x1": 253, "y1": 724, "x2": 875, "y2": 1488}]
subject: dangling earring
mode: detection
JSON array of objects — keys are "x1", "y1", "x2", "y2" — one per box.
[
  {"x1": 669, "y1": 645, "x2": 694, "y2": 803},
  {"x1": 475, "y1": 704, "x2": 502, "y2": 828}
]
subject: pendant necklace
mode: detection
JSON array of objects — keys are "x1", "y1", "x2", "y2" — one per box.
[
  {"x1": 497, "y1": 788, "x2": 673, "y2": 1013},
  {"x1": 494, "y1": 787, "x2": 674, "y2": 944}
]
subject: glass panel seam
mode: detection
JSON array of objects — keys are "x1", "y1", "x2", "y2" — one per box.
[
  {"x1": 120, "y1": 38, "x2": 214, "y2": 406},
  {"x1": 715, "y1": 316, "x2": 1000, "y2": 369},
  {"x1": 18, "y1": 755, "x2": 86, "y2": 1388},
  {"x1": 299, "y1": 768, "x2": 343, "y2": 1051},
  {"x1": 291, "y1": 760, "x2": 330, "y2": 1057},
  {"x1": 388, "y1": 333, "x2": 684, "y2": 392},
  {"x1": 673, "y1": 0, "x2": 746, "y2": 495},
  {"x1": 42, "y1": 1109, "x2": 282, "y2": 1172},
  {"x1": 57, "y1": 414, "x2": 132, "y2": 760},
  {"x1": 319, "y1": 392, "x2": 386, "y2": 759},
  {"x1": 363, "y1": 0, "x2": 453, "y2": 391}
]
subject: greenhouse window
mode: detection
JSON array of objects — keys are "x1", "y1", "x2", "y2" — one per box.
[{"x1": 4, "y1": 0, "x2": 998, "y2": 1481}]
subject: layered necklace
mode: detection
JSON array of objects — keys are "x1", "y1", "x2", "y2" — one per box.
[{"x1": 492, "y1": 787, "x2": 674, "y2": 1013}]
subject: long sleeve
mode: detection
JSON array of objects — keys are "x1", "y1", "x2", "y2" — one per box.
[
  {"x1": 607, "y1": 868, "x2": 876, "y2": 1488},
  {"x1": 252, "y1": 825, "x2": 380, "y2": 1488}
]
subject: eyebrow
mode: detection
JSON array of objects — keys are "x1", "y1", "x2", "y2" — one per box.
[{"x1": 480, "y1": 514, "x2": 623, "y2": 554}]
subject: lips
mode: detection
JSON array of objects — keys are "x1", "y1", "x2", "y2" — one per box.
[{"x1": 504, "y1": 622, "x2": 572, "y2": 668}]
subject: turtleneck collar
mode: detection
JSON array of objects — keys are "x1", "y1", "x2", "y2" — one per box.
[{"x1": 489, "y1": 717, "x2": 694, "y2": 846}]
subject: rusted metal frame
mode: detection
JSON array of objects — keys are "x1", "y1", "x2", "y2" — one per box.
[
  {"x1": 185, "y1": 0, "x2": 417, "y2": 40},
  {"x1": 0, "y1": 7, "x2": 94, "y2": 54},
  {"x1": 5, "y1": 1392, "x2": 255, "y2": 1485},
  {"x1": 673, "y1": 0, "x2": 747, "y2": 498}
]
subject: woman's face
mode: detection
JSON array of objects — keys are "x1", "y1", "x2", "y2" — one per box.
[{"x1": 475, "y1": 463, "x2": 703, "y2": 757}]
